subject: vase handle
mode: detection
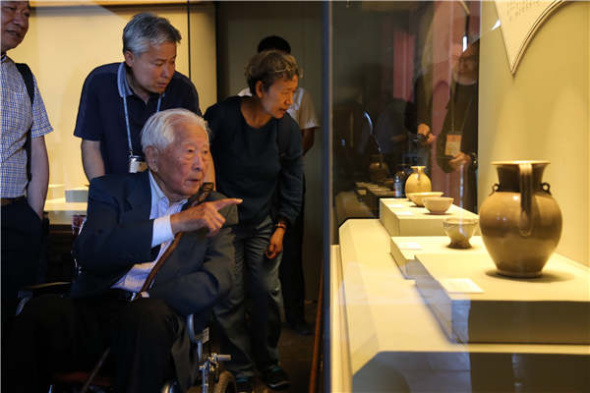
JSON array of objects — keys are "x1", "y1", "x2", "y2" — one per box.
[
  {"x1": 489, "y1": 183, "x2": 499, "y2": 195},
  {"x1": 518, "y1": 162, "x2": 533, "y2": 237}
]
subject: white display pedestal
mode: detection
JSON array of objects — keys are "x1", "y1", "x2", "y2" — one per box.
[
  {"x1": 414, "y1": 252, "x2": 590, "y2": 345},
  {"x1": 390, "y1": 235, "x2": 487, "y2": 279},
  {"x1": 380, "y1": 198, "x2": 479, "y2": 236},
  {"x1": 45, "y1": 198, "x2": 87, "y2": 226},
  {"x1": 332, "y1": 219, "x2": 590, "y2": 392}
]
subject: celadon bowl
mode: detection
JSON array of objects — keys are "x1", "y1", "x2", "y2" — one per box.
[
  {"x1": 407, "y1": 191, "x2": 443, "y2": 207},
  {"x1": 443, "y1": 217, "x2": 479, "y2": 249},
  {"x1": 423, "y1": 197, "x2": 454, "y2": 214}
]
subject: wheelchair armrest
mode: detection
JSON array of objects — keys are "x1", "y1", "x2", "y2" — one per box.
[
  {"x1": 18, "y1": 282, "x2": 72, "y2": 298},
  {"x1": 186, "y1": 314, "x2": 210, "y2": 345},
  {"x1": 16, "y1": 282, "x2": 72, "y2": 316}
]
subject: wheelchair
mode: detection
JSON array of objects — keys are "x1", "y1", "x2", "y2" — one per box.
[
  {"x1": 17, "y1": 283, "x2": 236, "y2": 393},
  {"x1": 13, "y1": 211, "x2": 237, "y2": 393}
]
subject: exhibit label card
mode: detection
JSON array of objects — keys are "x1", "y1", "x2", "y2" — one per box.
[{"x1": 398, "y1": 242, "x2": 422, "y2": 250}]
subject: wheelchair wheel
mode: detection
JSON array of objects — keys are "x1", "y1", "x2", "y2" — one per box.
[{"x1": 213, "y1": 370, "x2": 236, "y2": 393}]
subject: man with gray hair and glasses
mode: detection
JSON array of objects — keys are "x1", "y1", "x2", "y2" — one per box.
[{"x1": 74, "y1": 12, "x2": 201, "y2": 181}]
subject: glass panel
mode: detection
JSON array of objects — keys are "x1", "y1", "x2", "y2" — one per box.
[
  {"x1": 332, "y1": 1, "x2": 480, "y2": 221},
  {"x1": 329, "y1": 1, "x2": 590, "y2": 392}
]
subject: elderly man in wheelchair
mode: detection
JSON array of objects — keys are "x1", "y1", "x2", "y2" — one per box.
[{"x1": 6, "y1": 109, "x2": 242, "y2": 393}]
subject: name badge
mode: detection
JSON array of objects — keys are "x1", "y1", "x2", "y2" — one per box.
[
  {"x1": 129, "y1": 155, "x2": 147, "y2": 173},
  {"x1": 445, "y1": 134, "x2": 462, "y2": 157}
]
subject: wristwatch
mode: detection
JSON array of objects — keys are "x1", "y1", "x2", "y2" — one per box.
[{"x1": 275, "y1": 217, "x2": 288, "y2": 231}]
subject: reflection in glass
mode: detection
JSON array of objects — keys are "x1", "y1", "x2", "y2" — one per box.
[{"x1": 332, "y1": 1, "x2": 480, "y2": 219}]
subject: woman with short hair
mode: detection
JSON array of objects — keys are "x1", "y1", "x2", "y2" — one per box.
[{"x1": 205, "y1": 50, "x2": 303, "y2": 393}]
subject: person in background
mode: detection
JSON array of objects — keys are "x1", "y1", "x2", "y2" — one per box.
[
  {"x1": 1, "y1": 0, "x2": 52, "y2": 365},
  {"x1": 436, "y1": 40, "x2": 479, "y2": 212},
  {"x1": 206, "y1": 50, "x2": 304, "y2": 393},
  {"x1": 405, "y1": 70, "x2": 436, "y2": 173},
  {"x1": 238, "y1": 35, "x2": 318, "y2": 335},
  {"x1": 6, "y1": 109, "x2": 241, "y2": 392},
  {"x1": 74, "y1": 12, "x2": 201, "y2": 181}
]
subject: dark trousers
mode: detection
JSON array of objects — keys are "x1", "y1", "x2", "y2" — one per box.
[
  {"x1": 214, "y1": 216, "x2": 282, "y2": 378},
  {"x1": 279, "y1": 180, "x2": 306, "y2": 325},
  {"x1": 5, "y1": 294, "x2": 180, "y2": 393},
  {"x1": 1, "y1": 199, "x2": 42, "y2": 355}
]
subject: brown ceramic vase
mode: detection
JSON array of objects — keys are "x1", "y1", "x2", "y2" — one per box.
[
  {"x1": 479, "y1": 161, "x2": 562, "y2": 278},
  {"x1": 404, "y1": 166, "x2": 432, "y2": 195}
]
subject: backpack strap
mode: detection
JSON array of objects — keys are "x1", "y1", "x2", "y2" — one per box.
[
  {"x1": 15, "y1": 63, "x2": 35, "y2": 182},
  {"x1": 15, "y1": 63, "x2": 35, "y2": 104}
]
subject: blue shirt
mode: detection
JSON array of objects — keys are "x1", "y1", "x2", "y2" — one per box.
[
  {"x1": 73, "y1": 62, "x2": 201, "y2": 175},
  {"x1": 1, "y1": 55, "x2": 53, "y2": 198},
  {"x1": 205, "y1": 96, "x2": 303, "y2": 226}
]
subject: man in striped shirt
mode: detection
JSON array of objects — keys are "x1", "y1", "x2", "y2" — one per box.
[{"x1": 1, "y1": 0, "x2": 52, "y2": 347}]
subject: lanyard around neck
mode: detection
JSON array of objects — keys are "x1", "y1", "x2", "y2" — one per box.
[
  {"x1": 123, "y1": 93, "x2": 162, "y2": 156},
  {"x1": 450, "y1": 84, "x2": 474, "y2": 134}
]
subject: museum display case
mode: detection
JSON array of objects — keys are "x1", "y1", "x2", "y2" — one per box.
[{"x1": 326, "y1": 1, "x2": 589, "y2": 391}]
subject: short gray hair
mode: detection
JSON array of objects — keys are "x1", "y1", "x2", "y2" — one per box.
[
  {"x1": 141, "y1": 109, "x2": 209, "y2": 152},
  {"x1": 246, "y1": 50, "x2": 301, "y2": 95},
  {"x1": 123, "y1": 12, "x2": 181, "y2": 55}
]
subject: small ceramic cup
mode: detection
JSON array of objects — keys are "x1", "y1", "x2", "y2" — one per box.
[
  {"x1": 442, "y1": 217, "x2": 479, "y2": 249},
  {"x1": 408, "y1": 191, "x2": 444, "y2": 207},
  {"x1": 423, "y1": 197, "x2": 454, "y2": 214}
]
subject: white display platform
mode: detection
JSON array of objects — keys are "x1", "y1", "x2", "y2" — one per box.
[
  {"x1": 390, "y1": 235, "x2": 487, "y2": 279},
  {"x1": 415, "y1": 252, "x2": 590, "y2": 345},
  {"x1": 333, "y1": 219, "x2": 590, "y2": 392},
  {"x1": 45, "y1": 198, "x2": 87, "y2": 226},
  {"x1": 65, "y1": 186, "x2": 89, "y2": 203},
  {"x1": 380, "y1": 198, "x2": 479, "y2": 237},
  {"x1": 330, "y1": 245, "x2": 353, "y2": 393},
  {"x1": 47, "y1": 183, "x2": 65, "y2": 200}
]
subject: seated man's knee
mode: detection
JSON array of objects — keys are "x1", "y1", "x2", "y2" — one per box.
[{"x1": 120, "y1": 298, "x2": 180, "y2": 338}]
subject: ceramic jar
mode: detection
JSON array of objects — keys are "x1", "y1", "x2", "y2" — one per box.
[
  {"x1": 479, "y1": 161, "x2": 562, "y2": 278},
  {"x1": 368, "y1": 154, "x2": 389, "y2": 185},
  {"x1": 392, "y1": 164, "x2": 409, "y2": 198},
  {"x1": 404, "y1": 165, "x2": 432, "y2": 195}
]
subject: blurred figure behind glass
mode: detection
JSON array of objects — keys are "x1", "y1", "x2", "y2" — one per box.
[{"x1": 435, "y1": 40, "x2": 479, "y2": 212}]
